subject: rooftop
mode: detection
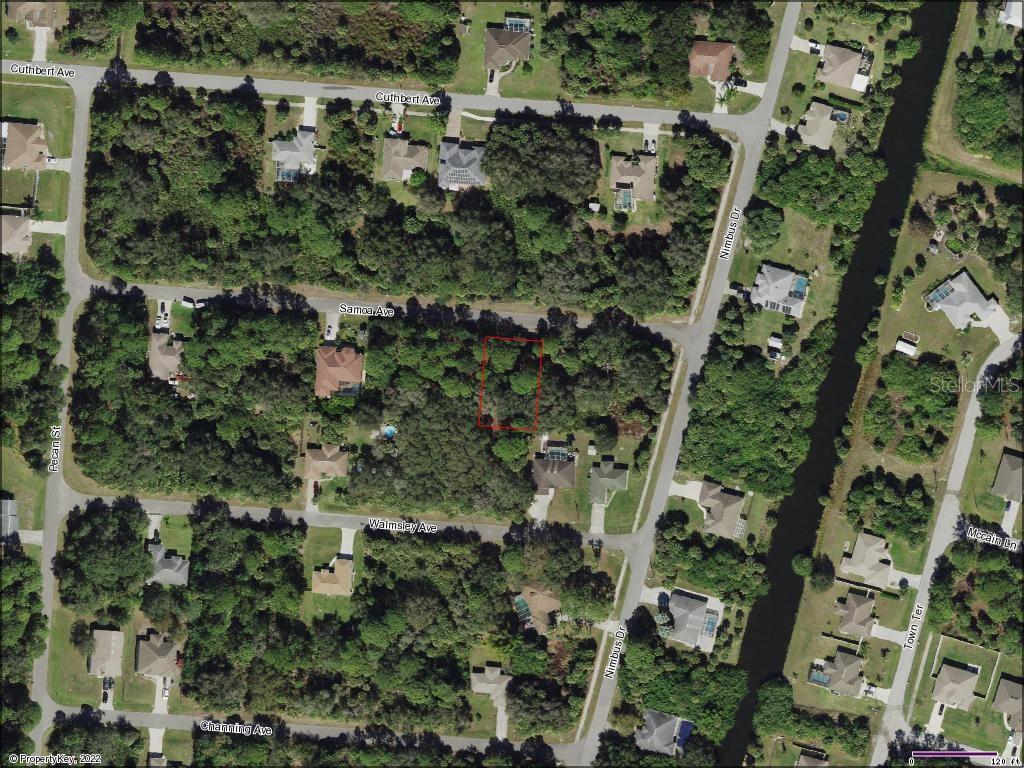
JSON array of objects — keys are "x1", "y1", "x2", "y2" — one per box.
[
  {"x1": 688, "y1": 40, "x2": 735, "y2": 83},
  {"x1": 797, "y1": 102, "x2": 837, "y2": 151},
  {"x1": 609, "y1": 153, "x2": 658, "y2": 204},
  {"x1": 750, "y1": 263, "x2": 809, "y2": 318},
  {"x1": 381, "y1": 137, "x2": 429, "y2": 182},
  {"x1": 817, "y1": 44, "x2": 870, "y2": 92},
  {"x1": 1, "y1": 499, "x2": 18, "y2": 537},
  {"x1": 312, "y1": 557, "x2": 353, "y2": 596},
  {"x1": 90, "y1": 629, "x2": 124, "y2": 678},
  {"x1": 532, "y1": 456, "x2": 576, "y2": 491},
  {"x1": 993, "y1": 676, "x2": 1023, "y2": 732},
  {"x1": 821, "y1": 647, "x2": 864, "y2": 697},
  {"x1": 925, "y1": 270, "x2": 999, "y2": 330},
  {"x1": 2, "y1": 121, "x2": 49, "y2": 171},
  {"x1": 315, "y1": 345, "x2": 364, "y2": 398},
  {"x1": 668, "y1": 591, "x2": 711, "y2": 648},
  {"x1": 148, "y1": 332, "x2": 184, "y2": 382},
  {"x1": 839, "y1": 532, "x2": 891, "y2": 587},
  {"x1": 438, "y1": 141, "x2": 486, "y2": 190},
  {"x1": 270, "y1": 128, "x2": 317, "y2": 181},
  {"x1": 148, "y1": 541, "x2": 190, "y2": 586},
  {"x1": 933, "y1": 661, "x2": 980, "y2": 710},
  {"x1": 518, "y1": 582, "x2": 560, "y2": 634},
  {"x1": 698, "y1": 480, "x2": 745, "y2": 539},
  {"x1": 303, "y1": 444, "x2": 348, "y2": 481},
  {"x1": 990, "y1": 448, "x2": 1023, "y2": 503},
  {"x1": 135, "y1": 631, "x2": 180, "y2": 679},
  {"x1": 483, "y1": 27, "x2": 532, "y2": 70},
  {"x1": 589, "y1": 458, "x2": 629, "y2": 505},
  {"x1": 835, "y1": 590, "x2": 875, "y2": 639},
  {"x1": 634, "y1": 709, "x2": 680, "y2": 756},
  {"x1": 1, "y1": 214, "x2": 32, "y2": 257}
]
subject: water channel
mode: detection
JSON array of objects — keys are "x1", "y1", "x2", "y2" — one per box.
[{"x1": 718, "y1": 3, "x2": 961, "y2": 764}]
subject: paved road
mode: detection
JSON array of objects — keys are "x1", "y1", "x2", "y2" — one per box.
[
  {"x1": 869, "y1": 333, "x2": 1021, "y2": 765},
  {"x1": 5, "y1": 7, "x2": 802, "y2": 756}
]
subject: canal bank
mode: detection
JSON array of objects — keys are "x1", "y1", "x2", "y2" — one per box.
[{"x1": 718, "y1": 2, "x2": 961, "y2": 764}]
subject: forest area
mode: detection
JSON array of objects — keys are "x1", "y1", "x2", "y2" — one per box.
[{"x1": 83, "y1": 71, "x2": 726, "y2": 318}]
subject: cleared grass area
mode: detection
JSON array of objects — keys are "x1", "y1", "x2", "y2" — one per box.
[
  {"x1": 299, "y1": 527, "x2": 364, "y2": 624},
  {"x1": 0, "y1": 14, "x2": 35, "y2": 60},
  {"x1": 1, "y1": 447, "x2": 47, "y2": 529},
  {"x1": 0, "y1": 81, "x2": 74, "y2": 156},
  {"x1": 960, "y1": 430, "x2": 1016, "y2": 527},
  {"x1": 35, "y1": 170, "x2": 68, "y2": 221},
  {"x1": 170, "y1": 304, "x2": 194, "y2": 338},
  {"x1": 943, "y1": 705, "x2": 1010, "y2": 752},
  {"x1": 600, "y1": 436, "x2": 645, "y2": 535},
  {"x1": 874, "y1": 588, "x2": 917, "y2": 631},
  {"x1": 2, "y1": 168, "x2": 35, "y2": 208},
  {"x1": 464, "y1": 693, "x2": 499, "y2": 738},
  {"x1": 909, "y1": 629, "x2": 941, "y2": 725},
  {"x1": 773, "y1": 51, "x2": 821, "y2": 122},
  {"x1": 161, "y1": 730, "x2": 193, "y2": 765},
  {"x1": 48, "y1": 606, "x2": 101, "y2": 707},
  {"x1": 114, "y1": 612, "x2": 156, "y2": 712},
  {"x1": 159, "y1": 516, "x2": 192, "y2": 558}
]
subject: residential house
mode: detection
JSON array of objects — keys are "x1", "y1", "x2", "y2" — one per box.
[
  {"x1": 438, "y1": 140, "x2": 486, "y2": 190},
  {"x1": 796, "y1": 751, "x2": 830, "y2": 767},
  {"x1": 270, "y1": 128, "x2": 317, "y2": 182},
  {"x1": 589, "y1": 458, "x2": 629, "y2": 504},
  {"x1": 89, "y1": 629, "x2": 124, "y2": 678},
  {"x1": 609, "y1": 153, "x2": 657, "y2": 212},
  {"x1": 924, "y1": 269, "x2": 1000, "y2": 330},
  {"x1": 797, "y1": 102, "x2": 838, "y2": 151},
  {"x1": 698, "y1": 480, "x2": 746, "y2": 539},
  {"x1": 312, "y1": 557, "x2": 353, "y2": 596},
  {"x1": 991, "y1": 448, "x2": 1023, "y2": 503},
  {"x1": 315, "y1": 345, "x2": 364, "y2": 397},
  {"x1": 2, "y1": 121, "x2": 49, "y2": 170},
  {"x1": 470, "y1": 662, "x2": 511, "y2": 699},
  {"x1": 634, "y1": 709, "x2": 681, "y2": 756},
  {"x1": 516, "y1": 582, "x2": 560, "y2": 634},
  {"x1": 531, "y1": 456, "x2": 576, "y2": 491},
  {"x1": 1, "y1": 214, "x2": 32, "y2": 257},
  {"x1": 135, "y1": 630, "x2": 180, "y2": 680},
  {"x1": 750, "y1": 263, "x2": 810, "y2": 318},
  {"x1": 835, "y1": 590, "x2": 875, "y2": 639},
  {"x1": 148, "y1": 333, "x2": 183, "y2": 382},
  {"x1": 688, "y1": 41, "x2": 735, "y2": 83},
  {"x1": 148, "y1": 542, "x2": 190, "y2": 586},
  {"x1": 302, "y1": 444, "x2": 348, "y2": 481},
  {"x1": 381, "y1": 137, "x2": 429, "y2": 182},
  {"x1": 933, "y1": 662, "x2": 980, "y2": 710},
  {"x1": 668, "y1": 590, "x2": 718, "y2": 649},
  {"x1": 817, "y1": 44, "x2": 871, "y2": 93},
  {"x1": 999, "y1": 0, "x2": 1023, "y2": 28},
  {"x1": 483, "y1": 25, "x2": 532, "y2": 71},
  {"x1": 1, "y1": 499, "x2": 18, "y2": 537},
  {"x1": 839, "y1": 532, "x2": 892, "y2": 587},
  {"x1": 993, "y1": 676, "x2": 1023, "y2": 732},
  {"x1": 820, "y1": 647, "x2": 865, "y2": 697}
]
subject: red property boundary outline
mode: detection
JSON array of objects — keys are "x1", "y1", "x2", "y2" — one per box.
[{"x1": 476, "y1": 335, "x2": 544, "y2": 432}]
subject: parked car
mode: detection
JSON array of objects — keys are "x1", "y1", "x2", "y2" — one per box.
[
  {"x1": 156, "y1": 300, "x2": 170, "y2": 329},
  {"x1": 102, "y1": 690, "x2": 109, "y2": 704}
]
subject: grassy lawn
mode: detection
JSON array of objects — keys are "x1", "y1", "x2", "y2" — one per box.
[
  {"x1": 934, "y1": 635, "x2": 1000, "y2": 693},
  {"x1": 2, "y1": 168, "x2": 35, "y2": 208},
  {"x1": 161, "y1": 730, "x2": 193, "y2": 765},
  {"x1": 943, "y1": 705, "x2": 1010, "y2": 752},
  {"x1": 960, "y1": 430, "x2": 1016, "y2": 526},
  {"x1": 170, "y1": 303, "x2": 194, "y2": 338},
  {"x1": 48, "y1": 606, "x2": 101, "y2": 707},
  {"x1": 924, "y1": 2, "x2": 1021, "y2": 184},
  {"x1": 862, "y1": 638, "x2": 900, "y2": 688},
  {"x1": 299, "y1": 527, "x2": 364, "y2": 624},
  {"x1": 0, "y1": 13, "x2": 36, "y2": 60},
  {"x1": 261, "y1": 102, "x2": 302, "y2": 190},
  {"x1": 463, "y1": 692, "x2": 499, "y2": 738},
  {"x1": 114, "y1": 613, "x2": 156, "y2": 712},
  {"x1": 909, "y1": 629, "x2": 941, "y2": 726},
  {"x1": 874, "y1": 588, "x2": 917, "y2": 631},
  {"x1": 159, "y1": 516, "x2": 192, "y2": 558},
  {"x1": 0, "y1": 81, "x2": 74, "y2": 156},
  {"x1": 1, "y1": 447, "x2": 47, "y2": 529},
  {"x1": 601, "y1": 436, "x2": 645, "y2": 535},
  {"x1": 889, "y1": 535, "x2": 926, "y2": 574},
  {"x1": 459, "y1": 115, "x2": 493, "y2": 142},
  {"x1": 303, "y1": 526, "x2": 342, "y2": 577},
  {"x1": 773, "y1": 51, "x2": 821, "y2": 122},
  {"x1": 35, "y1": 170, "x2": 68, "y2": 221}
]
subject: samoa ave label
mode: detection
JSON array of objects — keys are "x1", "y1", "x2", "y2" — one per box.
[{"x1": 339, "y1": 303, "x2": 395, "y2": 317}]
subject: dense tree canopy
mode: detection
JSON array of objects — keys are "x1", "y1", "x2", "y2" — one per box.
[
  {"x1": 1, "y1": 248, "x2": 69, "y2": 468},
  {"x1": 845, "y1": 466, "x2": 934, "y2": 541},
  {"x1": 595, "y1": 729, "x2": 717, "y2": 766},
  {"x1": 977, "y1": 350, "x2": 1023, "y2": 443},
  {"x1": 752, "y1": 677, "x2": 871, "y2": 758},
  {"x1": 45, "y1": 712, "x2": 144, "y2": 767},
  {"x1": 53, "y1": 497, "x2": 150, "y2": 623},
  {"x1": 863, "y1": 353, "x2": 960, "y2": 462}
]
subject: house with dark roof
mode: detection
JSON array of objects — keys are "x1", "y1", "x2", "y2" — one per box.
[
  {"x1": 668, "y1": 591, "x2": 718, "y2": 649},
  {"x1": 688, "y1": 41, "x2": 735, "y2": 83},
  {"x1": 991, "y1": 448, "x2": 1023, "y2": 503},
  {"x1": 438, "y1": 141, "x2": 486, "y2": 190},
  {"x1": 302, "y1": 444, "x2": 348, "y2": 481},
  {"x1": 483, "y1": 26, "x2": 532, "y2": 71},
  {"x1": 532, "y1": 456, "x2": 576, "y2": 491},
  {"x1": 315, "y1": 345, "x2": 364, "y2": 398},
  {"x1": 634, "y1": 709, "x2": 681, "y2": 756},
  {"x1": 820, "y1": 647, "x2": 865, "y2": 697},
  {"x1": 147, "y1": 541, "x2": 189, "y2": 586}
]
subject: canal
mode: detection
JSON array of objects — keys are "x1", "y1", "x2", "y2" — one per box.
[{"x1": 718, "y1": 2, "x2": 960, "y2": 764}]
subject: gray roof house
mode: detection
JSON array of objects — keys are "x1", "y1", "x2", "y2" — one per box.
[
  {"x1": 438, "y1": 140, "x2": 486, "y2": 190},
  {"x1": 270, "y1": 128, "x2": 317, "y2": 182},
  {"x1": 147, "y1": 541, "x2": 190, "y2": 586},
  {"x1": 821, "y1": 647, "x2": 864, "y2": 697},
  {"x1": 797, "y1": 102, "x2": 838, "y2": 150},
  {"x1": 470, "y1": 662, "x2": 511, "y2": 701},
  {"x1": 993, "y1": 676, "x2": 1023, "y2": 732},
  {"x1": 699, "y1": 481, "x2": 746, "y2": 539},
  {"x1": 634, "y1": 709, "x2": 681, "y2": 755},
  {"x1": 924, "y1": 270, "x2": 999, "y2": 330},
  {"x1": 135, "y1": 630, "x2": 180, "y2": 679},
  {"x1": 381, "y1": 136, "x2": 429, "y2": 182},
  {"x1": 590, "y1": 458, "x2": 629, "y2": 504},
  {"x1": 817, "y1": 44, "x2": 870, "y2": 93},
  {"x1": 668, "y1": 591, "x2": 715, "y2": 648},
  {"x1": 991, "y1": 448, "x2": 1023, "y2": 503},
  {"x1": 89, "y1": 629, "x2": 124, "y2": 678},
  {"x1": 835, "y1": 590, "x2": 875, "y2": 639},
  {"x1": 483, "y1": 27, "x2": 532, "y2": 71},
  {"x1": 933, "y1": 662, "x2": 980, "y2": 710},
  {"x1": 839, "y1": 532, "x2": 892, "y2": 587},
  {"x1": 610, "y1": 153, "x2": 658, "y2": 211},
  {"x1": 1, "y1": 499, "x2": 18, "y2": 537},
  {"x1": 750, "y1": 264, "x2": 809, "y2": 318},
  {"x1": 532, "y1": 457, "x2": 576, "y2": 491},
  {"x1": 1, "y1": 214, "x2": 32, "y2": 257}
]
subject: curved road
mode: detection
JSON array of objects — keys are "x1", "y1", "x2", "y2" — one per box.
[{"x1": 5, "y1": 6, "x2": 800, "y2": 760}]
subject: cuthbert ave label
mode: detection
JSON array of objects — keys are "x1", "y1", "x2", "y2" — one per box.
[
  {"x1": 374, "y1": 90, "x2": 441, "y2": 106},
  {"x1": 10, "y1": 63, "x2": 75, "y2": 78}
]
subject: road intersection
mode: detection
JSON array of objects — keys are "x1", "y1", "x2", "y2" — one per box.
[{"x1": 1, "y1": 7, "x2": 850, "y2": 761}]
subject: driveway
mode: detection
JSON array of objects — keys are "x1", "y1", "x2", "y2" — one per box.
[
  {"x1": 29, "y1": 219, "x2": 67, "y2": 235},
  {"x1": 871, "y1": 623, "x2": 906, "y2": 644},
  {"x1": 301, "y1": 96, "x2": 318, "y2": 130}
]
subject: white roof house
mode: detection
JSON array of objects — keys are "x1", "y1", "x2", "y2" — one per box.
[
  {"x1": 270, "y1": 128, "x2": 317, "y2": 182},
  {"x1": 999, "y1": 0, "x2": 1023, "y2": 28},
  {"x1": 894, "y1": 337, "x2": 918, "y2": 357},
  {"x1": 750, "y1": 264, "x2": 810, "y2": 318},
  {"x1": 797, "y1": 102, "x2": 838, "y2": 150},
  {"x1": 924, "y1": 270, "x2": 999, "y2": 330}
]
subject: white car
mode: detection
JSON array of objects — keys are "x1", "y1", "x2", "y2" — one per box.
[{"x1": 156, "y1": 300, "x2": 170, "y2": 329}]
